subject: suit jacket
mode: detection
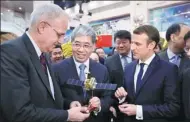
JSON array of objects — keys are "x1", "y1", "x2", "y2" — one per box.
[
  {"x1": 182, "y1": 68, "x2": 190, "y2": 121},
  {"x1": 53, "y1": 57, "x2": 113, "y2": 122},
  {"x1": 122, "y1": 55, "x2": 180, "y2": 122},
  {"x1": 0, "y1": 33, "x2": 69, "y2": 122},
  {"x1": 158, "y1": 49, "x2": 190, "y2": 74},
  {"x1": 105, "y1": 53, "x2": 134, "y2": 122}
]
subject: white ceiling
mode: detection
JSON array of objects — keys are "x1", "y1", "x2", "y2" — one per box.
[{"x1": 1, "y1": 1, "x2": 33, "y2": 13}]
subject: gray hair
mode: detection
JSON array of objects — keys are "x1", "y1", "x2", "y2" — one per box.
[
  {"x1": 29, "y1": 3, "x2": 69, "y2": 28},
  {"x1": 71, "y1": 25, "x2": 97, "y2": 44}
]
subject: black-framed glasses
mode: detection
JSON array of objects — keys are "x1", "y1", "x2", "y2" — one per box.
[{"x1": 45, "y1": 22, "x2": 65, "y2": 39}]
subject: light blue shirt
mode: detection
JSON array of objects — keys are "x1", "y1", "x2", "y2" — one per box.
[
  {"x1": 119, "y1": 50, "x2": 133, "y2": 69},
  {"x1": 167, "y1": 48, "x2": 181, "y2": 67}
]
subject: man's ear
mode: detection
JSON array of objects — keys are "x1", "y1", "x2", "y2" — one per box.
[
  {"x1": 170, "y1": 34, "x2": 176, "y2": 42},
  {"x1": 37, "y1": 21, "x2": 46, "y2": 34},
  {"x1": 148, "y1": 41, "x2": 156, "y2": 50}
]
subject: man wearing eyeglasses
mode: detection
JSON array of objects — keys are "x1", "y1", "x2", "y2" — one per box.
[
  {"x1": 1, "y1": 4, "x2": 90, "y2": 122},
  {"x1": 53, "y1": 25, "x2": 113, "y2": 122}
]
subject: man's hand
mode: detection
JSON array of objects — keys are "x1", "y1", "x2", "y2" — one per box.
[
  {"x1": 118, "y1": 103, "x2": 137, "y2": 116},
  {"x1": 109, "y1": 106, "x2": 117, "y2": 117},
  {"x1": 67, "y1": 106, "x2": 90, "y2": 121},
  {"x1": 89, "y1": 97, "x2": 101, "y2": 110},
  {"x1": 70, "y1": 101, "x2": 81, "y2": 108},
  {"x1": 115, "y1": 87, "x2": 128, "y2": 99}
]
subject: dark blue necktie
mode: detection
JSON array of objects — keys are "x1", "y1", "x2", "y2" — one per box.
[
  {"x1": 136, "y1": 63, "x2": 145, "y2": 93},
  {"x1": 79, "y1": 64, "x2": 86, "y2": 98}
]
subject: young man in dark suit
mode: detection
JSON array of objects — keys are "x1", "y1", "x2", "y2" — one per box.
[
  {"x1": 0, "y1": 4, "x2": 89, "y2": 122},
  {"x1": 53, "y1": 25, "x2": 112, "y2": 122},
  {"x1": 105, "y1": 30, "x2": 133, "y2": 122},
  {"x1": 115, "y1": 25, "x2": 180, "y2": 122}
]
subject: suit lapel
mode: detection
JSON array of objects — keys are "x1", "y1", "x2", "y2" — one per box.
[
  {"x1": 135, "y1": 55, "x2": 160, "y2": 97},
  {"x1": 125, "y1": 61, "x2": 137, "y2": 100},
  {"x1": 22, "y1": 33, "x2": 54, "y2": 99}
]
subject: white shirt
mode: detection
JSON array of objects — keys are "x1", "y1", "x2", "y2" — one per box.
[
  {"x1": 134, "y1": 53, "x2": 155, "y2": 120},
  {"x1": 73, "y1": 57, "x2": 90, "y2": 79},
  {"x1": 26, "y1": 31, "x2": 55, "y2": 100}
]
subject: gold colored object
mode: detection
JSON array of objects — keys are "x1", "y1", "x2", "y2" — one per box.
[{"x1": 84, "y1": 72, "x2": 97, "y2": 91}]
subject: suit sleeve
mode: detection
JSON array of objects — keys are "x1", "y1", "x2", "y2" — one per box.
[
  {"x1": 1, "y1": 44, "x2": 68, "y2": 122},
  {"x1": 99, "y1": 67, "x2": 114, "y2": 113},
  {"x1": 142, "y1": 65, "x2": 180, "y2": 119}
]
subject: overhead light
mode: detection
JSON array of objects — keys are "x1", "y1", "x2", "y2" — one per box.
[
  {"x1": 19, "y1": 7, "x2": 22, "y2": 10},
  {"x1": 1, "y1": 13, "x2": 3, "y2": 15},
  {"x1": 7, "y1": 9, "x2": 10, "y2": 12},
  {"x1": 65, "y1": 9, "x2": 71, "y2": 14}
]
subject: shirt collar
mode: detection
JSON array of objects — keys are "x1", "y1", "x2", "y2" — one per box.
[
  {"x1": 26, "y1": 31, "x2": 42, "y2": 57},
  {"x1": 167, "y1": 48, "x2": 182, "y2": 60},
  {"x1": 119, "y1": 50, "x2": 132, "y2": 58},
  {"x1": 73, "y1": 57, "x2": 90, "y2": 71},
  {"x1": 167, "y1": 48, "x2": 176, "y2": 60},
  {"x1": 139, "y1": 53, "x2": 156, "y2": 66}
]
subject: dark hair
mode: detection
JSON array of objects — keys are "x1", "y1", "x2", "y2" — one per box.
[
  {"x1": 133, "y1": 25, "x2": 160, "y2": 45},
  {"x1": 55, "y1": 44, "x2": 62, "y2": 50},
  {"x1": 114, "y1": 30, "x2": 131, "y2": 42},
  {"x1": 166, "y1": 23, "x2": 188, "y2": 42},
  {"x1": 95, "y1": 47, "x2": 104, "y2": 52},
  {"x1": 184, "y1": 31, "x2": 190, "y2": 42}
]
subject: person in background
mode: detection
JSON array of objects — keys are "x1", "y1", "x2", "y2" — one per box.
[
  {"x1": 154, "y1": 42, "x2": 162, "y2": 53},
  {"x1": 1, "y1": 4, "x2": 90, "y2": 122},
  {"x1": 95, "y1": 47, "x2": 106, "y2": 64},
  {"x1": 50, "y1": 44, "x2": 64, "y2": 63},
  {"x1": 90, "y1": 52, "x2": 100, "y2": 63},
  {"x1": 159, "y1": 23, "x2": 190, "y2": 74},
  {"x1": 115, "y1": 25, "x2": 180, "y2": 122},
  {"x1": 53, "y1": 25, "x2": 112, "y2": 122},
  {"x1": 184, "y1": 31, "x2": 190, "y2": 58},
  {"x1": 105, "y1": 30, "x2": 133, "y2": 122}
]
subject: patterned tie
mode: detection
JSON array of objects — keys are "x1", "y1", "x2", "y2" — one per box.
[
  {"x1": 79, "y1": 64, "x2": 86, "y2": 97},
  {"x1": 40, "y1": 53, "x2": 48, "y2": 77},
  {"x1": 122, "y1": 56, "x2": 128, "y2": 70},
  {"x1": 136, "y1": 63, "x2": 145, "y2": 93}
]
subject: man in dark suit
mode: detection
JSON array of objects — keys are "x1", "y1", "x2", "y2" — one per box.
[
  {"x1": 0, "y1": 4, "x2": 90, "y2": 122},
  {"x1": 53, "y1": 25, "x2": 112, "y2": 122},
  {"x1": 105, "y1": 30, "x2": 133, "y2": 122},
  {"x1": 115, "y1": 25, "x2": 180, "y2": 122},
  {"x1": 181, "y1": 31, "x2": 190, "y2": 122},
  {"x1": 158, "y1": 23, "x2": 190, "y2": 74},
  {"x1": 182, "y1": 68, "x2": 190, "y2": 122}
]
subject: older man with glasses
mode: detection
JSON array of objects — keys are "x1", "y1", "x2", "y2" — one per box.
[
  {"x1": 1, "y1": 3, "x2": 90, "y2": 122},
  {"x1": 53, "y1": 25, "x2": 113, "y2": 122}
]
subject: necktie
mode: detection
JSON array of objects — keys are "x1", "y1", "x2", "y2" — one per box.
[
  {"x1": 171, "y1": 55, "x2": 180, "y2": 67},
  {"x1": 79, "y1": 64, "x2": 86, "y2": 98},
  {"x1": 122, "y1": 56, "x2": 128, "y2": 70},
  {"x1": 136, "y1": 63, "x2": 145, "y2": 93},
  {"x1": 40, "y1": 53, "x2": 48, "y2": 77}
]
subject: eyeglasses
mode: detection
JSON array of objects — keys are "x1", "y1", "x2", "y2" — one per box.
[
  {"x1": 72, "y1": 43, "x2": 93, "y2": 50},
  {"x1": 45, "y1": 22, "x2": 65, "y2": 39},
  {"x1": 184, "y1": 47, "x2": 190, "y2": 53}
]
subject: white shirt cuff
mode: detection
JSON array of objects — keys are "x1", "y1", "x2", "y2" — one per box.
[{"x1": 136, "y1": 105, "x2": 143, "y2": 120}]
